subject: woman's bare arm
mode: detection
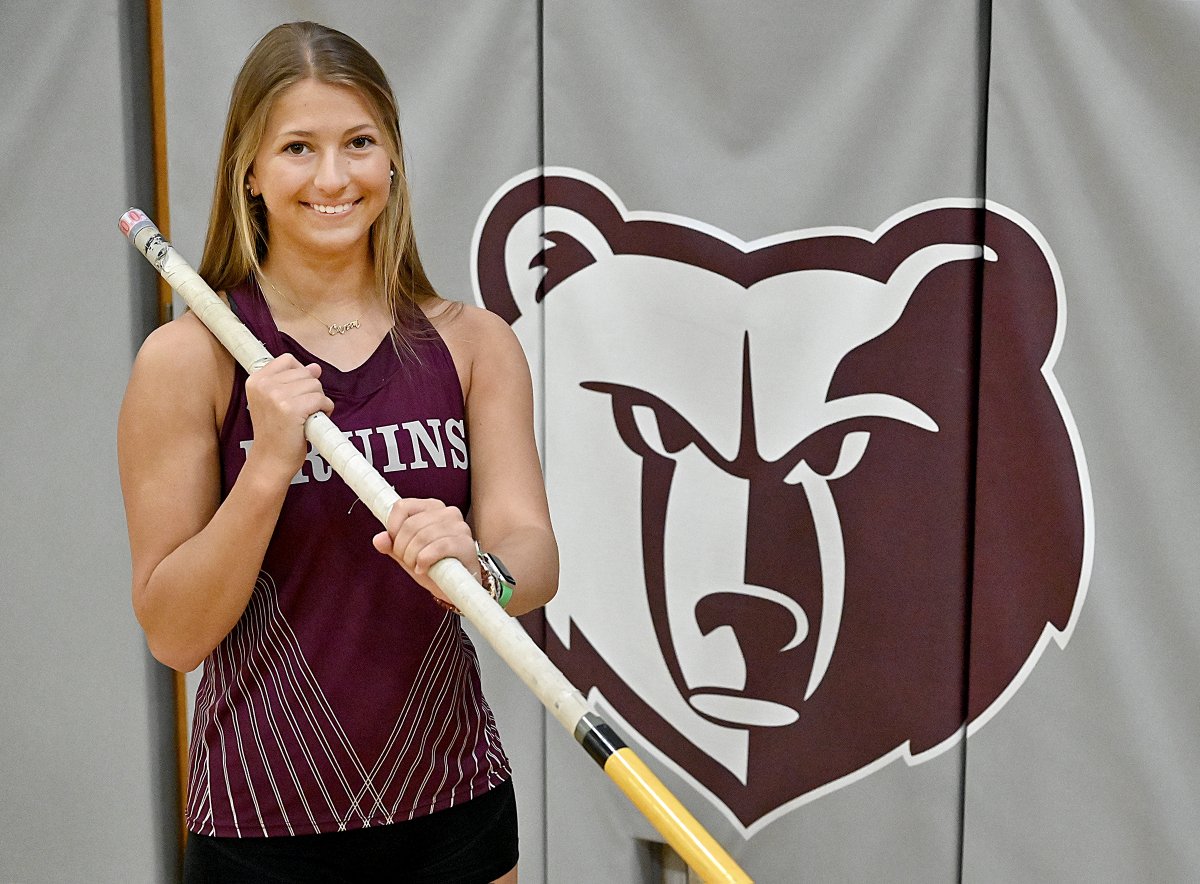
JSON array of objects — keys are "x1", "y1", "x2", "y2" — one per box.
[
  {"x1": 429, "y1": 304, "x2": 558, "y2": 615},
  {"x1": 118, "y1": 311, "x2": 331, "y2": 670}
]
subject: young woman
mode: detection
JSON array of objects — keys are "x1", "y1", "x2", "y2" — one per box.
[{"x1": 118, "y1": 21, "x2": 556, "y2": 883}]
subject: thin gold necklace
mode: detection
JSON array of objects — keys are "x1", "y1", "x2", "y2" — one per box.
[{"x1": 259, "y1": 273, "x2": 363, "y2": 336}]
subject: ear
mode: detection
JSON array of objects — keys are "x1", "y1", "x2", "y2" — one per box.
[
  {"x1": 246, "y1": 167, "x2": 259, "y2": 198},
  {"x1": 472, "y1": 169, "x2": 621, "y2": 325}
]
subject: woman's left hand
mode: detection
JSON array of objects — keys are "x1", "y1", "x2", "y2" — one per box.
[{"x1": 372, "y1": 498, "x2": 480, "y2": 604}]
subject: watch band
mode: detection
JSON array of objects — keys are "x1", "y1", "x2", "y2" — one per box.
[{"x1": 475, "y1": 543, "x2": 516, "y2": 609}]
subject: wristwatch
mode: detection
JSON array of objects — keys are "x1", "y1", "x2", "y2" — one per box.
[{"x1": 476, "y1": 543, "x2": 516, "y2": 609}]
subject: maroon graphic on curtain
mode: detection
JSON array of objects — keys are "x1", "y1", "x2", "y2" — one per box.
[{"x1": 472, "y1": 168, "x2": 1090, "y2": 835}]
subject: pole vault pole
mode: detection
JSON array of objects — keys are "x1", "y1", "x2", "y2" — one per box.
[{"x1": 120, "y1": 209, "x2": 751, "y2": 884}]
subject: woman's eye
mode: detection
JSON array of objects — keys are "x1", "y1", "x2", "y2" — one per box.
[
  {"x1": 283, "y1": 143, "x2": 308, "y2": 156},
  {"x1": 349, "y1": 135, "x2": 374, "y2": 149}
]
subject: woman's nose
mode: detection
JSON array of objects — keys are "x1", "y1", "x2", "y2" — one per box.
[{"x1": 313, "y1": 150, "x2": 349, "y2": 194}]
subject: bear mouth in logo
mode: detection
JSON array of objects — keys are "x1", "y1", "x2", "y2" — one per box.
[{"x1": 688, "y1": 692, "x2": 801, "y2": 728}]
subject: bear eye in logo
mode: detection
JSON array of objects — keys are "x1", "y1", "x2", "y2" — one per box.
[{"x1": 472, "y1": 167, "x2": 1092, "y2": 836}]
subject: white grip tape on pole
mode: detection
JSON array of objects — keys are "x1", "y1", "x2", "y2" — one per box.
[{"x1": 119, "y1": 209, "x2": 590, "y2": 734}]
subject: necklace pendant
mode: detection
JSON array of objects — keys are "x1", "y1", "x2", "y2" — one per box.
[{"x1": 328, "y1": 319, "x2": 361, "y2": 335}]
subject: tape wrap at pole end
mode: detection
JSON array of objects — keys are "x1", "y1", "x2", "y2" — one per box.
[
  {"x1": 119, "y1": 208, "x2": 155, "y2": 241},
  {"x1": 574, "y1": 711, "x2": 627, "y2": 768}
]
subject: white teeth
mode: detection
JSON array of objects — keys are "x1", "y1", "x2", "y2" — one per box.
[{"x1": 310, "y1": 202, "x2": 353, "y2": 214}]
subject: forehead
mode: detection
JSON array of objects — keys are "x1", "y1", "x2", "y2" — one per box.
[{"x1": 262, "y1": 78, "x2": 378, "y2": 135}]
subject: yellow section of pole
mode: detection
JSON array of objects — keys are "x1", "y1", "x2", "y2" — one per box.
[{"x1": 603, "y1": 748, "x2": 752, "y2": 884}]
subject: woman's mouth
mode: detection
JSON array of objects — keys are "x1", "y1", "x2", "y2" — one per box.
[{"x1": 305, "y1": 200, "x2": 358, "y2": 215}]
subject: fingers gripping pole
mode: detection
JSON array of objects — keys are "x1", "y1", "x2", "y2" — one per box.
[{"x1": 119, "y1": 209, "x2": 752, "y2": 884}]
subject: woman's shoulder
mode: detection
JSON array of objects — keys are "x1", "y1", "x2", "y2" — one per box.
[
  {"x1": 421, "y1": 298, "x2": 525, "y2": 360},
  {"x1": 420, "y1": 297, "x2": 529, "y2": 398},
  {"x1": 128, "y1": 305, "x2": 236, "y2": 423},
  {"x1": 135, "y1": 307, "x2": 232, "y2": 374},
  {"x1": 421, "y1": 297, "x2": 513, "y2": 340}
]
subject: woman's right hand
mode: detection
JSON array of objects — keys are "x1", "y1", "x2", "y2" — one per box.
[{"x1": 244, "y1": 355, "x2": 335, "y2": 484}]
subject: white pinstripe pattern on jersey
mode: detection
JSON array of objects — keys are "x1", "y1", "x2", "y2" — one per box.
[
  {"x1": 185, "y1": 572, "x2": 509, "y2": 837},
  {"x1": 187, "y1": 669, "x2": 216, "y2": 832}
]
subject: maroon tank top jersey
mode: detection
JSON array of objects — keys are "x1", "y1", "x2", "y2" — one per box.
[{"x1": 186, "y1": 278, "x2": 510, "y2": 838}]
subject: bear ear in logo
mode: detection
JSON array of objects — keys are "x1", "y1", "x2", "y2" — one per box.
[
  {"x1": 473, "y1": 170, "x2": 626, "y2": 324},
  {"x1": 532, "y1": 231, "x2": 599, "y2": 302}
]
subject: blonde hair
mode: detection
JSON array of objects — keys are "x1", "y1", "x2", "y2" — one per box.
[{"x1": 197, "y1": 21, "x2": 438, "y2": 336}]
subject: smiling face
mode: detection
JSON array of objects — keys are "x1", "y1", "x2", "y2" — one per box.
[{"x1": 248, "y1": 78, "x2": 393, "y2": 265}]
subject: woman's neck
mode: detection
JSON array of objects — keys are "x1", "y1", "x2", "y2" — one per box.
[
  {"x1": 260, "y1": 241, "x2": 376, "y2": 312},
  {"x1": 257, "y1": 245, "x2": 394, "y2": 367}
]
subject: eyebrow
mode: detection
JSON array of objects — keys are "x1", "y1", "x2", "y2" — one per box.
[{"x1": 276, "y1": 123, "x2": 380, "y2": 139}]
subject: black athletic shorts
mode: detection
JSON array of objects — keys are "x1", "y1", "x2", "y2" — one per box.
[{"x1": 183, "y1": 778, "x2": 518, "y2": 883}]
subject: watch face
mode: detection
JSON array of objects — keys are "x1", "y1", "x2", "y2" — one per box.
[{"x1": 488, "y1": 552, "x2": 515, "y2": 585}]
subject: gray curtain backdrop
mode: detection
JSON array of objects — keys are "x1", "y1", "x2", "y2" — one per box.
[
  {"x1": 963, "y1": 2, "x2": 1200, "y2": 881},
  {"x1": 3, "y1": 1, "x2": 1197, "y2": 882},
  {"x1": 0, "y1": 1, "x2": 176, "y2": 882}
]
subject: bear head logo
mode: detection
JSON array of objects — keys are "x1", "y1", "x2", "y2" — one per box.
[{"x1": 472, "y1": 168, "x2": 1091, "y2": 835}]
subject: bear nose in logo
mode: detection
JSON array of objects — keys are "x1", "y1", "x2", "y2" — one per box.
[
  {"x1": 694, "y1": 587, "x2": 809, "y2": 654},
  {"x1": 681, "y1": 588, "x2": 810, "y2": 728}
]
